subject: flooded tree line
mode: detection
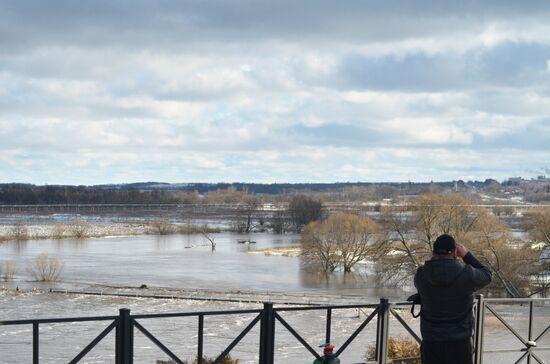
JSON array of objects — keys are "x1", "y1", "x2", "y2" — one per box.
[
  {"x1": 299, "y1": 193, "x2": 550, "y2": 298},
  {"x1": 1, "y1": 186, "x2": 549, "y2": 297}
]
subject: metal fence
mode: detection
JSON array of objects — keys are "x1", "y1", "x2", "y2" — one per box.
[{"x1": 1, "y1": 295, "x2": 549, "y2": 364}]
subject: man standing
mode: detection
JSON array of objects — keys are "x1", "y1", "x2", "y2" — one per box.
[{"x1": 414, "y1": 234, "x2": 492, "y2": 364}]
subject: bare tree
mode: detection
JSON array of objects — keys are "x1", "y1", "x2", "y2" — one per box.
[
  {"x1": 526, "y1": 207, "x2": 550, "y2": 245},
  {"x1": 288, "y1": 195, "x2": 323, "y2": 233},
  {"x1": 200, "y1": 224, "x2": 217, "y2": 252},
  {"x1": 302, "y1": 213, "x2": 383, "y2": 272},
  {"x1": 469, "y1": 212, "x2": 535, "y2": 297},
  {"x1": 236, "y1": 195, "x2": 261, "y2": 233},
  {"x1": 380, "y1": 205, "x2": 420, "y2": 269},
  {"x1": 381, "y1": 193, "x2": 543, "y2": 296},
  {"x1": 270, "y1": 210, "x2": 290, "y2": 234}
]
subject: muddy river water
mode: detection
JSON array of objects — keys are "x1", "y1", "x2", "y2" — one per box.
[{"x1": 1, "y1": 233, "x2": 549, "y2": 363}]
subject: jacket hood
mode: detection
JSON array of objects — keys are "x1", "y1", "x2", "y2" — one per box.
[{"x1": 423, "y1": 258, "x2": 465, "y2": 286}]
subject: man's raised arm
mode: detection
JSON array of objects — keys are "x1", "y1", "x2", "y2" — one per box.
[{"x1": 456, "y1": 242, "x2": 492, "y2": 291}]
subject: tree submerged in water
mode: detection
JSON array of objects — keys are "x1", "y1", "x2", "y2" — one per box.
[{"x1": 301, "y1": 213, "x2": 383, "y2": 272}]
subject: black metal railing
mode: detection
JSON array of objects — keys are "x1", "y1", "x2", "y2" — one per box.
[{"x1": 1, "y1": 295, "x2": 549, "y2": 363}]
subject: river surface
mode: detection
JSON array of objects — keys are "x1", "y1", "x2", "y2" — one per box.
[
  {"x1": 0, "y1": 232, "x2": 407, "y2": 298},
  {"x1": 1, "y1": 233, "x2": 549, "y2": 363},
  {"x1": 1, "y1": 291, "x2": 549, "y2": 364}
]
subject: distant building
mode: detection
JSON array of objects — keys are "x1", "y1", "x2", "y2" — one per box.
[{"x1": 507, "y1": 177, "x2": 523, "y2": 184}]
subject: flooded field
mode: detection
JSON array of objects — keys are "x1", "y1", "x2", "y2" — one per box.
[
  {"x1": 0, "y1": 232, "x2": 406, "y2": 297},
  {"x1": 0, "y1": 223, "x2": 547, "y2": 363}
]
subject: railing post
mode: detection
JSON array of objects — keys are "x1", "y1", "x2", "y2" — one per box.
[
  {"x1": 376, "y1": 298, "x2": 389, "y2": 364},
  {"x1": 116, "y1": 308, "x2": 133, "y2": 364},
  {"x1": 259, "y1": 302, "x2": 275, "y2": 364},
  {"x1": 33, "y1": 322, "x2": 39, "y2": 364},
  {"x1": 527, "y1": 301, "x2": 534, "y2": 364},
  {"x1": 198, "y1": 314, "x2": 204, "y2": 364},
  {"x1": 325, "y1": 308, "x2": 332, "y2": 345},
  {"x1": 474, "y1": 294, "x2": 485, "y2": 364}
]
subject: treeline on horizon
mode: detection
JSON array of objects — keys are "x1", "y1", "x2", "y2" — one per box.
[{"x1": 0, "y1": 180, "x2": 494, "y2": 205}]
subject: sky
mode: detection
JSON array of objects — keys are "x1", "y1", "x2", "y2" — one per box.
[{"x1": 1, "y1": 0, "x2": 550, "y2": 185}]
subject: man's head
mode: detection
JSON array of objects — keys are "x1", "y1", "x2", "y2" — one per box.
[{"x1": 433, "y1": 234, "x2": 456, "y2": 258}]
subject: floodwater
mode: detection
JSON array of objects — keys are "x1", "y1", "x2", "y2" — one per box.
[
  {"x1": 1, "y1": 292, "x2": 549, "y2": 363},
  {"x1": 1, "y1": 233, "x2": 549, "y2": 363},
  {"x1": 0, "y1": 233, "x2": 405, "y2": 298}
]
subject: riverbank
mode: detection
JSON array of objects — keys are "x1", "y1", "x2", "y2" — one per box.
[{"x1": 0, "y1": 221, "x2": 220, "y2": 242}]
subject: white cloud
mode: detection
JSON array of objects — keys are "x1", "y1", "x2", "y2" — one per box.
[{"x1": 1, "y1": 1, "x2": 550, "y2": 183}]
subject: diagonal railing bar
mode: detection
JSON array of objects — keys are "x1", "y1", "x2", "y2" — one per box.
[
  {"x1": 535, "y1": 323, "x2": 550, "y2": 342},
  {"x1": 213, "y1": 312, "x2": 263, "y2": 364},
  {"x1": 529, "y1": 351, "x2": 545, "y2": 364},
  {"x1": 513, "y1": 351, "x2": 528, "y2": 364},
  {"x1": 273, "y1": 312, "x2": 322, "y2": 360},
  {"x1": 389, "y1": 308, "x2": 421, "y2": 344},
  {"x1": 133, "y1": 320, "x2": 185, "y2": 364},
  {"x1": 69, "y1": 320, "x2": 118, "y2": 364},
  {"x1": 485, "y1": 304, "x2": 528, "y2": 346},
  {"x1": 336, "y1": 306, "x2": 380, "y2": 357}
]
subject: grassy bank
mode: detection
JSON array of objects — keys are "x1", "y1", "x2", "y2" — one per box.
[{"x1": 0, "y1": 221, "x2": 220, "y2": 243}]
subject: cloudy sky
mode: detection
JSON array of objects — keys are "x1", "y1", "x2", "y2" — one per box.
[{"x1": 1, "y1": 1, "x2": 550, "y2": 185}]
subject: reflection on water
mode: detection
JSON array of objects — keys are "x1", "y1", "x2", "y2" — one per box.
[
  {"x1": 54, "y1": 238, "x2": 88, "y2": 251},
  {"x1": 9, "y1": 240, "x2": 28, "y2": 254},
  {"x1": 0, "y1": 232, "x2": 409, "y2": 298}
]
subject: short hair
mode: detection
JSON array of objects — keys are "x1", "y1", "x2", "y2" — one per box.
[{"x1": 433, "y1": 234, "x2": 456, "y2": 255}]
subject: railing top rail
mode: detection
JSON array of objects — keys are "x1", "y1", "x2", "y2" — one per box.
[
  {"x1": 274, "y1": 303, "x2": 381, "y2": 311},
  {"x1": 132, "y1": 308, "x2": 263, "y2": 319},
  {"x1": 482, "y1": 298, "x2": 550, "y2": 303},
  {"x1": 0, "y1": 315, "x2": 119, "y2": 326},
  {"x1": 2, "y1": 297, "x2": 550, "y2": 327}
]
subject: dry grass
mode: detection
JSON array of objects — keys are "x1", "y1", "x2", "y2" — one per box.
[
  {"x1": 148, "y1": 221, "x2": 220, "y2": 235},
  {"x1": 149, "y1": 220, "x2": 176, "y2": 235},
  {"x1": 52, "y1": 223, "x2": 67, "y2": 239},
  {"x1": 366, "y1": 335, "x2": 421, "y2": 363},
  {"x1": 68, "y1": 220, "x2": 90, "y2": 238},
  {"x1": 8, "y1": 222, "x2": 29, "y2": 241},
  {"x1": 27, "y1": 254, "x2": 64, "y2": 282},
  {"x1": 0, "y1": 220, "x2": 220, "y2": 243}
]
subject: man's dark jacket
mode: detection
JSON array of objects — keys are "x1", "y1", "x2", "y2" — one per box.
[{"x1": 414, "y1": 252, "x2": 492, "y2": 341}]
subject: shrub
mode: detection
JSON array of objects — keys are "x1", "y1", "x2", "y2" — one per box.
[
  {"x1": 52, "y1": 223, "x2": 67, "y2": 239},
  {"x1": 27, "y1": 254, "x2": 64, "y2": 282},
  {"x1": 9, "y1": 222, "x2": 28, "y2": 241},
  {"x1": 149, "y1": 220, "x2": 176, "y2": 235},
  {"x1": 366, "y1": 335, "x2": 421, "y2": 363},
  {"x1": 69, "y1": 220, "x2": 90, "y2": 238}
]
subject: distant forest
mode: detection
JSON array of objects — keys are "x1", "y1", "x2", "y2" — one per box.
[{"x1": 0, "y1": 180, "x2": 494, "y2": 205}]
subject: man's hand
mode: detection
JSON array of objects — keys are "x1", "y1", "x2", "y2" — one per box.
[{"x1": 455, "y1": 242, "x2": 468, "y2": 258}]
